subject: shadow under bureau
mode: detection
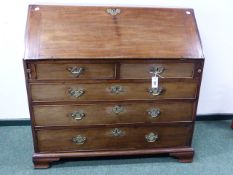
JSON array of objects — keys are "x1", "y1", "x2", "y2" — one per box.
[{"x1": 23, "y1": 5, "x2": 204, "y2": 168}]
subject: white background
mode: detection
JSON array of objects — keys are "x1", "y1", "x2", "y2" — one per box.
[{"x1": 0, "y1": 0, "x2": 233, "y2": 119}]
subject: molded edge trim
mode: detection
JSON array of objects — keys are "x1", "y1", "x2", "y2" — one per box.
[{"x1": 0, "y1": 114, "x2": 232, "y2": 126}]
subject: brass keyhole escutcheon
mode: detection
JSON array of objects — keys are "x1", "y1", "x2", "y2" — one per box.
[
  {"x1": 106, "y1": 8, "x2": 121, "y2": 16},
  {"x1": 112, "y1": 105, "x2": 124, "y2": 114},
  {"x1": 148, "y1": 108, "x2": 161, "y2": 118},
  {"x1": 145, "y1": 132, "x2": 158, "y2": 143},
  {"x1": 110, "y1": 85, "x2": 124, "y2": 94}
]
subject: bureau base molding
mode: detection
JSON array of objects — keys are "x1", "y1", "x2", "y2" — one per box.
[{"x1": 33, "y1": 147, "x2": 194, "y2": 168}]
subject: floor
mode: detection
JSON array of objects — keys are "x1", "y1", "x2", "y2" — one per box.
[{"x1": 0, "y1": 120, "x2": 232, "y2": 175}]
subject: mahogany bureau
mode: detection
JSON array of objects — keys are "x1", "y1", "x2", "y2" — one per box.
[{"x1": 23, "y1": 5, "x2": 204, "y2": 168}]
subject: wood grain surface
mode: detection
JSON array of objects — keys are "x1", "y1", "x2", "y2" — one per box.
[
  {"x1": 23, "y1": 5, "x2": 204, "y2": 167},
  {"x1": 24, "y1": 5, "x2": 203, "y2": 59},
  {"x1": 37, "y1": 125, "x2": 191, "y2": 152},
  {"x1": 30, "y1": 81, "x2": 197, "y2": 102},
  {"x1": 33, "y1": 101, "x2": 194, "y2": 126}
]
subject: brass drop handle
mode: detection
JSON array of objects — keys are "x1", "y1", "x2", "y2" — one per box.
[
  {"x1": 110, "y1": 85, "x2": 124, "y2": 94},
  {"x1": 111, "y1": 128, "x2": 125, "y2": 137},
  {"x1": 70, "y1": 111, "x2": 85, "y2": 120},
  {"x1": 67, "y1": 66, "x2": 85, "y2": 77},
  {"x1": 148, "y1": 108, "x2": 160, "y2": 118},
  {"x1": 112, "y1": 105, "x2": 124, "y2": 114},
  {"x1": 148, "y1": 87, "x2": 164, "y2": 96},
  {"x1": 68, "y1": 88, "x2": 85, "y2": 98},
  {"x1": 149, "y1": 66, "x2": 165, "y2": 77},
  {"x1": 145, "y1": 132, "x2": 158, "y2": 143},
  {"x1": 72, "y1": 135, "x2": 86, "y2": 145}
]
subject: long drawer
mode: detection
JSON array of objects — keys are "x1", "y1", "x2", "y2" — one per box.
[
  {"x1": 30, "y1": 81, "x2": 197, "y2": 102},
  {"x1": 33, "y1": 102, "x2": 194, "y2": 126},
  {"x1": 37, "y1": 125, "x2": 191, "y2": 152}
]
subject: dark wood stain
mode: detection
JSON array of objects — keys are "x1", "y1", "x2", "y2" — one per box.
[{"x1": 23, "y1": 5, "x2": 204, "y2": 168}]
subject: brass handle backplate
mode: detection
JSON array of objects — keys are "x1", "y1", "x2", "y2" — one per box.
[
  {"x1": 112, "y1": 105, "x2": 124, "y2": 114},
  {"x1": 68, "y1": 88, "x2": 85, "y2": 98},
  {"x1": 106, "y1": 8, "x2": 121, "y2": 16},
  {"x1": 110, "y1": 85, "x2": 124, "y2": 94},
  {"x1": 149, "y1": 66, "x2": 165, "y2": 76},
  {"x1": 67, "y1": 66, "x2": 85, "y2": 77},
  {"x1": 145, "y1": 132, "x2": 158, "y2": 143},
  {"x1": 148, "y1": 108, "x2": 161, "y2": 118},
  {"x1": 111, "y1": 128, "x2": 125, "y2": 137},
  {"x1": 148, "y1": 87, "x2": 164, "y2": 96},
  {"x1": 72, "y1": 135, "x2": 86, "y2": 145},
  {"x1": 70, "y1": 111, "x2": 85, "y2": 120}
]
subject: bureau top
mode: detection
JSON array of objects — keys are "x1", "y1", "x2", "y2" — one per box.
[{"x1": 24, "y1": 5, "x2": 204, "y2": 60}]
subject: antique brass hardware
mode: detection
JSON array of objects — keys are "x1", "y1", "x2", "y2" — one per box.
[
  {"x1": 111, "y1": 128, "x2": 125, "y2": 136},
  {"x1": 145, "y1": 132, "x2": 158, "y2": 143},
  {"x1": 106, "y1": 8, "x2": 121, "y2": 16},
  {"x1": 72, "y1": 135, "x2": 86, "y2": 144},
  {"x1": 148, "y1": 108, "x2": 161, "y2": 118},
  {"x1": 67, "y1": 66, "x2": 85, "y2": 77},
  {"x1": 148, "y1": 87, "x2": 164, "y2": 96},
  {"x1": 70, "y1": 111, "x2": 85, "y2": 120},
  {"x1": 149, "y1": 66, "x2": 165, "y2": 76},
  {"x1": 110, "y1": 85, "x2": 124, "y2": 94},
  {"x1": 112, "y1": 105, "x2": 124, "y2": 114},
  {"x1": 68, "y1": 88, "x2": 85, "y2": 98}
]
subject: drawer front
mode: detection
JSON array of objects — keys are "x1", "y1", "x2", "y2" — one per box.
[
  {"x1": 120, "y1": 63, "x2": 195, "y2": 79},
  {"x1": 33, "y1": 102, "x2": 194, "y2": 126},
  {"x1": 37, "y1": 125, "x2": 191, "y2": 152},
  {"x1": 31, "y1": 82, "x2": 197, "y2": 102},
  {"x1": 33, "y1": 63, "x2": 115, "y2": 80}
]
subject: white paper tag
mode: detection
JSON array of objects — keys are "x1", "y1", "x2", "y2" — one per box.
[{"x1": 152, "y1": 76, "x2": 158, "y2": 88}]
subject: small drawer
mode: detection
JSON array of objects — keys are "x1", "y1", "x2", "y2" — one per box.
[
  {"x1": 31, "y1": 81, "x2": 197, "y2": 102},
  {"x1": 32, "y1": 63, "x2": 115, "y2": 80},
  {"x1": 33, "y1": 102, "x2": 194, "y2": 126},
  {"x1": 37, "y1": 125, "x2": 191, "y2": 152},
  {"x1": 120, "y1": 63, "x2": 195, "y2": 79}
]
